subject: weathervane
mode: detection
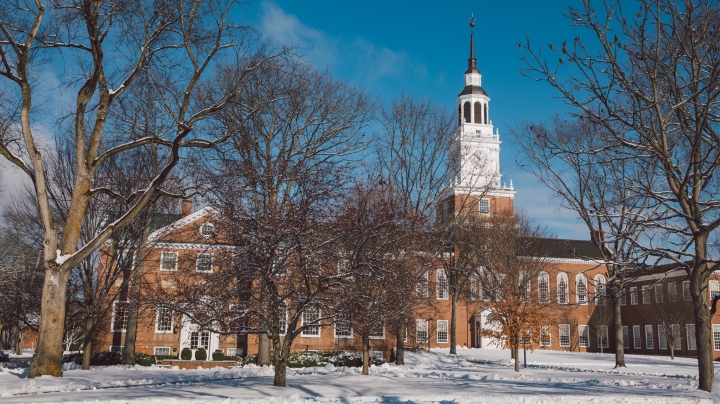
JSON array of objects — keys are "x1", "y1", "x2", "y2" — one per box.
[{"x1": 469, "y1": 12, "x2": 476, "y2": 30}]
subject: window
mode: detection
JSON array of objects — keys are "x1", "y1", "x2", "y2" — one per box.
[
  {"x1": 370, "y1": 325, "x2": 385, "y2": 340},
  {"x1": 370, "y1": 351, "x2": 384, "y2": 361},
  {"x1": 155, "y1": 306, "x2": 173, "y2": 333},
  {"x1": 559, "y1": 324, "x2": 570, "y2": 347},
  {"x1": 594, "y1": 274, "x2": 605, "y2": 306},
  {"x1": 227, "y1": 348, "x2": 243, "y2": 357},
  {"x1": 470, "y1": 275, "x2": 478, "y2": 300},
  {"x1": 540, "y1": 325, "x2": 551, "y2": 346},
  {"x1": 538, "y1": 272, "x2": 550, "y2": 302},
  {"x1": 668, "y1": 283, "x2": 678, "y2": 302},
  {"x1": 199, "y1": 222, "x2": 215, "y2": 238},
  {"x1": 436, "y1": 269, "x2": 448, "y2": 300},
  {"x1": 337, "y1": 259, "x2": 349, "y2": 275},
  {"x1": 110, "y1": 346, "x2": 124, "y2": 353},
  {"x1": 479, "y1": 198, "x2": 490, "y2": 215},
  {"x1": 437, "y1": 320, "x2": 449, "y2": 344},
  {"x1": 633, "y1": 325, "x2": 641, "y2": 349},
  {"x1": 301, "y1": 305, "x2": 321, "y2": 337},
  {"x1": 154, "y1": 347, "x2": 170, "y2": 356},
  {"x1": 416, "y1": 319, "x2": 429, "y2": 344},
  {"x1": 642, "y1": 286, "x2": 650, "y2": 304},
  {"x1": 683, "y1": 281, "x2": 691, "y2": 301},
  {"x1": 622, "y1": 326, "x2": 629, "y2": 349},
  {"x1": 119, "y1": 249, "x2": 134, "y2": 271},
  {"x1": 279, "y1": 304, "x2": 288, "y2": 335},
  {"x1": 655, "y1": 284, "x2": 663, "y2": 303},
  {"x1": 463, "y1": 101, "x2": 471, "y2": 123},
  {"x1": 190, "y1": 331, "x2": 210, "y2": 350},
  {"x1": 520, "y1": 333, "x2": 531, "y2": 346},
  {"x1": 196, "y1": 253, "x2": 213, "y2": 273},
  {"x1": 714, "y1": 325, "x2": 720, "y2": 351},
  {"x1": 557, "y1": 273, "x2": 569, "y2": 305},
  {"x1": 417, "y1": 270, "x2": 429, "y2": 298},
  {"x1": 645, "y1": 325, "x2": 654, "y2": 349},
  {"x1": 619, "y1": 288, "x2": 627, "y2": 306},
  {"x1": 473, "y1": 101, "x2": 482, "y2": 124},
  {"x1": 711, "y1": 281, "x2": 720, "y2": 303},
  {"x1": 578, "y1": 325, "x2": 589, "y2": 347},
  {"x1": 334, "y1": 314, "x2": 352, "y2": 339},
  {"x1": 658, "y1": 325, "x2": 667, "y2": 350},
  {"x1": 160, "y1": 251, "x2": 178, "y2": 271},
  {"x1": 598, "y1": 326, "x2": 609, "y2": 349},
  {"x1": 576, "y1": 274, "x2": 588, "y2": 305},
  {"x1": 112, "y1": 301, "x2": 129, "y2": 331},
  {"x1": 630, "y1": 287, "x2": 638, "y2": 305},
  {"x1": 671, "y1": 324, "x2": 681, "y2": 350},
  {"x1": 687, "y1": 324, "x2": 697, "y2": 351}
]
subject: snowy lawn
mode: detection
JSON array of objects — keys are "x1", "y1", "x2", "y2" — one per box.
[{"x1": 0, "y1": 347, "x2": 713, "y2": 403}]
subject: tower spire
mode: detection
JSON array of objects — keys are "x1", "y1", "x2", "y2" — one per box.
[{"x1": 466, "y1": 13, "x2": 479, "y2": 74}]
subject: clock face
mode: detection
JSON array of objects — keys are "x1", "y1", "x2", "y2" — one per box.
[{"x1": 466, "y1": 76, "x2": 472, "y2": 85}]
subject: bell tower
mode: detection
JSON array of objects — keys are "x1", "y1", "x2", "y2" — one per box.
[{"x1": 440, "y1": 14, "x2": 515, "y2": 221}]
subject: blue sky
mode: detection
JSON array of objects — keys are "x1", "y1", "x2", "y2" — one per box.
[{"x1": 245, "y1": 1, "x2": 590, "y2": 239}]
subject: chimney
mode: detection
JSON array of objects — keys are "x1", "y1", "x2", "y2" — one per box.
[{"x1": 181, "y1": 200, "x2": 192, "y2": 217}]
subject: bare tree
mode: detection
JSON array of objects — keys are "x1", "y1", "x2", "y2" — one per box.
[
  {"x1": 642, "y1": 280, "x2": 693, "y2": 360},
  {"x1": 519, "y1": 0, "x2": 720, "y2": 390}
]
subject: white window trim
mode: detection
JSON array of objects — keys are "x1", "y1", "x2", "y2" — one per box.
[
  {"x1": 436, "y1": 320, "x2": 449, "y2": 344},
  {"x1": 196, "y1": 253, "x2": 214, "y2": 273},
  {"x1": 687, "y1": 324, "x2": 697, "y2": 351},
  {"x1": 559, "y1": 324, "x2": 570, "y2": 347},
  {"x1": 538, "y1": 272, "x2": 550, "y2": 302},
  {"x1": 622, "y1": 326, "x2": 629, "y2": 349},
  {"x1": 655, "y1": 284, "x2": 664, "y2": 303},
  {"x1": 369, "y1": 326, "x2": 385, "y2": 340},
  {"x1": 416, "y1": 319, "x2": 429, "y2": 344},
  {"x1": 598, "y1": 326, "x2": 609, "y2": 349},
  {"x1": 682, "y1": 281, "x2": 691, "y2": 301},
  {"x1": 370, "y1": 351, "x2": 384, "y2": 361},
  {"x1": 160, "y1": 251, "x2": 179, "y2": 271},
  {"x1": 111, "y1": 300, "x2": 129, "y2": 332},
  {"x1": 642, "y1": 285, "x2": 650, "y2": 304},
  {"x1": 301, "y1": 306, "x2": 322, "y2": 338},
  {"x1": 417, "y1": 270, "x2": 429, "y2": 298},
  {"x1": 334, "y1": 319, "x2": 353, "y2": 339},
  {"x1": 713, "y1": 325, "x2": 720, "y2": 351},
  {"x1": 154, "y1": 305, "x2": 174, "y2": 334},
  {"x1": 540, "y1": 325, "x2": 551, "y2": 347},
  {"x1": 154, "y1": 346, "x2": 171, "y2": 356},
  {"x1": 619, "y1": 288, "x2": 627, "y2": 306},
  {"x1": 576, "y1": 274, "x2": 588, "y2": 305},
  {"x1": 436, "y1": 268, "x2": 449, "y2": 300},
  {"x1": 633, "y1": 325, "x2": 642, "y2": 349},
  {"x1": 227, "y1": 347, "x2": 243, "y2": 357},
  {"x1": 479, "y1": 198, "x2": 490, "y2": 215},
  {"x1": 645, "y1": 325, "x2": 654, "y2": 349},
  {"x1": 557, "y1": 273, "x2": 569, "y2": 305},
  {"x1": 278, "y1": 305, "x2": 288, "y2": 336},
  {"x1": 630, "y1": 287, "x2": 638, "y2": 305},
  {"x1": 594, "y1": 274, "x2": 605, "y2": 306},
  {"x1": 578, "y1": 325, "x2": 589, "y2": 348},
  {"x1": 110, "y1": 345, "x2": 124, "y2": 353},
  {"x1": 658, "y1": 325, "x2": 667, "y2": 350}
]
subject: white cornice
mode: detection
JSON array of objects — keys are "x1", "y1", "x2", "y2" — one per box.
[
  {"x1": 152, "y1": 242, "x2": 237, "y2": 251},
  {"x1": 148, "y1": 206, "x2": 221, "y2": 242}
]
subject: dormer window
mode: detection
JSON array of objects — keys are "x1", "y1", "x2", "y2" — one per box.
[{"x1": 199, "y1": 222, "x2": 215, "y2": 238}]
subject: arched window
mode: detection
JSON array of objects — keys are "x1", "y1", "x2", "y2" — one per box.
[
  {"x1": 474, "y1": 101, "x2": 482, "y2": 124},
  {"x1": 463, "y1": 102, "x2": 471, "y2": 123},
  {"x1": 484, "y1": 103, "x2": 488, "y2": 124},
  {"x1": 436, "y1": 268, "x2": 448, "y2": 299},
  {"x1": 457, "y1": 105, "x2": 462, "y2": 126},
  {"x1": 576, "y1": 274, "x2": 588, "y2": 304},
  {"x1": 594, "y1": 274, "x2": 606, "y2": 306},
  {"x1": 538, "y1": 272, "x2": 550, "y2": 302},
  {"x1": 557, "y1": 273, "x2": 569, "y2": 304}
]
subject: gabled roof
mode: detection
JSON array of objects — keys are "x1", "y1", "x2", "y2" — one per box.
[
  {"x1": 147, "y1": 206, "x2": 221, "y2": 242},
  {"x1": 529, "y1": 238, "x2": 605, "y2": 260}
]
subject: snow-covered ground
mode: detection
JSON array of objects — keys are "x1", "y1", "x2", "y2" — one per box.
[{"x1": 0, "y1": 347, "x2": 713, "y2": 403}]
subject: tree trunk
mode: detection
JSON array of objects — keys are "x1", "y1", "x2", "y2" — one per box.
[
  {"x1": 258, "y1": 333, "x2": 271, "y2": 366},
  {"x1": 690, "y1": 258, "x2": 714, "y2": 392},
  {"x1": 514, "y1": 343, "x2": 519, "y2": 372},
  {"x1": 670, "y1": 342, "x2": 675, "y2": 360},
  {"x1": 362, "y1": 335, "x2": 369, "y2": 375},
  {"x1": 81, "y1": 314, "x2": 94, "y2": 370},
  {"x1": 14, "y1": 322, "x2": 23, "y2": 355},
  {"x1": 450, "y1": 294, "x2": 457, "y2": 354},
  {"x1": 395, "y1": 325, "x2": 405, "y2": 365},
  {"x1": 273, "y1": 342, "x2": 289, "y2": 387},
  {"x1": 28, "y1": 267, "x2": 71, "y2": 378},
  {"x1": 612, "y1": 290, "x2": 625, "y2": 368}
]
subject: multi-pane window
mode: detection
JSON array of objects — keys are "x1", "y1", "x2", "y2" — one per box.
[
  {"x1": 279, "y1": 304, "x2": 288, "y2": 335},
  {"x1": 671, "y1": 324, "x2": 682, "y2": 350},
  {"x1": 479, "y1": 198, "x2": 490, "y2": 215},
  {"x1": 645, "y1": 325, "x2": 654, "y2": 349},
  {"x1": 578, "y1": 325, "x2": 589, "y2": 347},
  {"x1": 598, "y1": 326, "x2": 609, "y2": 349},
  {"x1": 227, "y1": 348, "x2": 242, "y2": 357},
  {"x1": 655, "y1": 284, "x2": 664, "y2": 303},
  {"x1": 301, "y1": 305, "x2": 321, "y2": 337},
  {"x1": 112, "y1": 301, "x2": 129, "y2": 331},
  {"x1": 155, "y1": 306, "x2": 173, "y2": 333},
  {"x1": 337, "y1": 259, "x2": 349, "y2": 275},
  {"x1": 110, "y1": 346, "x2": 124, "y2": 353},
  {"x1": 713, "y1": 325, "x2": 720, "y2": 351},
  {"x1": 119, "y1": 249, "x2": 134, "y2": 271},
  {"x1": 470, "y1": 275, "x2": 478, "y2": 300},
  {"x1": 557, "y1": 273, "x2": 569, "y2": 305},
  {"x1": 370, "y1": 325, "x2": 385, "y2": 340},
  {"x1": 538, "y1": 272, "x2": 550, "y2": 302},
  {"x1": 559, "y1": 324, "x2": 570, "y2": 347},
  {"x1": 668, "y1": 283, "x2": 678, "y2": 302},
  {"x1": 594, "y1": 274, "x2": 605, "y2": 306},
  {"x1": 633, "y1": 325, "x2": 642, "y2": 349},
  {"x1": 687, "y1": 324, "x2": 697, "y2": 351},
  {"x1": 196, "y1": 253, "x2": 213, "y2": 273},
  {"x1": 658, "y1": 325, "x2": 667, "y2": 349},
  {"x1": 436, "y1": 269, "x2": 448, "y2": 300},
  {"x1": 576, "y1": 275, "x2": 588, "y2": 305},
  {"x1": 190, "y1": 331, "x2": 210, "y2": 350},
  {"x1": 160, "y1": 251, "x2": 178, "y2": 271},
  {"x1": 630, "y1": 287, "x2": 638, "y2": 305},
  {"x1": 437, "y1": 320, "x2": 449, "y2": 344},
  {"x1": 642, "y1": 286, "x2": 650, "y2": 304},
  {"x1": 417, "y1": 271, "x2": 429, "y2": 298},
  {"x1": 622, "y1": 326, "x2": 629, "y2": 349},
  {"x1": 416, "y1": 319, "x2": 429, "y2": 344},
  {"x1": 540, "y1": 325, "x2": 551, "y2": 346},
  {"x1": 710, "y1": 281, "x2": 720, "y2": 303},
  {"x1": 683, "y1": 281, "x2": 691, "y2": 301},
  {"x1": 619, "y1": 288, "x2": 627, "y2": 306},
  {"x1": 520, "y1": 333, "x2": 531, "y2": 346},
  {"x1": 334, "y1": 313, "x2": 352, "y2": 338},
  {"x1": 154, "y1": 347, "x2": 170, "y2": 356}
]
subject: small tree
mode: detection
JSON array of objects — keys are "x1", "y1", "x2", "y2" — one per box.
[{"x1": 642, "y1": 281, "x2": 693, "y2": 360}]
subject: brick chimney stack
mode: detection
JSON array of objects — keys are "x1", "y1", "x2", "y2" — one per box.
[{"x1": 181, "y1": 200, "x2": 192, "y2": 217}]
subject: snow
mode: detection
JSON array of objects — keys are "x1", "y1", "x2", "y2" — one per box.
[{"x1": 0, "y1": 348, "x2": 712, "y2": 403}]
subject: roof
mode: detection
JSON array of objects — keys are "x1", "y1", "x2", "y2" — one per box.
[
  {"x1": 528, "y1": 238, "x2": 605, "y2": 260},
  {"x1": 458, "y1": 85, "x2": 488, "y2": 97},
  {"x1": 149, "y1": 213, "x2": 182, "y2": 233}
]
